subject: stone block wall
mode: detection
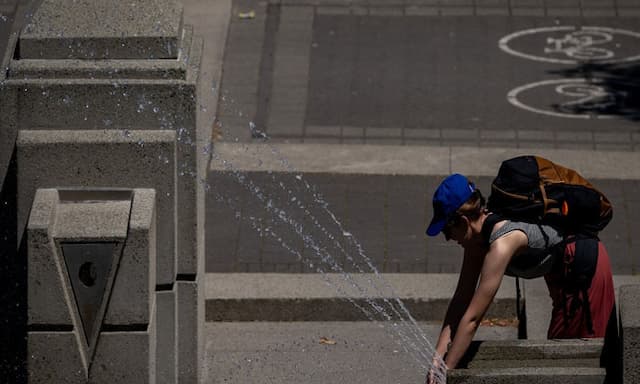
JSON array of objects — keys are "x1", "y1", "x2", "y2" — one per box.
[
  {"x1": 1, "y1": 0, "x2": 207, "y2": 382},
  {"x1": 27, "y1": 188, "x2": 159, "y2": 383}
]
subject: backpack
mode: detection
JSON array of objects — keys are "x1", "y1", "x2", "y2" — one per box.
[
  {"x1": 484, "y1": 155, "x2": 612, "y2": 335},
  {"x1": 486, "y1": 155, "x2": 612, "y2": 237}
]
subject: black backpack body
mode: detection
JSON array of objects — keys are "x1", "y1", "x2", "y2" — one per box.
[{"x1": 487, "y1": 155, "x2": 612, "y2": 237}]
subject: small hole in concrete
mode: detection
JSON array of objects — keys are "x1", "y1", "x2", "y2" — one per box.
[{"x1": 79, "y1": 262, "x2": 97, "y2": 287}]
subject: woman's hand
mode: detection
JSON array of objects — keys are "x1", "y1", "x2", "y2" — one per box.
[{"x1": 425, "y1": 351, "x2": 447, "y2": 384}]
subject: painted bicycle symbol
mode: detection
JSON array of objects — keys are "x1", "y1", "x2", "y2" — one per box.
[
  {"x1": 544, "y1": 30, "x2": 614, "y2": 60},
  {"x1": 499, "y1": 26, "x2": 640, "y2": 64},
  {"x1": 507, "y1": 79, "x2": 627, "y2": 119}
]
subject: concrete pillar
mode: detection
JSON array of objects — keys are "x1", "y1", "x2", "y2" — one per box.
[
  {"x1": 4, "y1": 0, "x2": 206, "y2": 382},
  {"x1": 26, "y1": 188, "x2": 159, "y2": 383},
  {"x1": 620, "y1": 284, "x2": 640, "y2": 384}
]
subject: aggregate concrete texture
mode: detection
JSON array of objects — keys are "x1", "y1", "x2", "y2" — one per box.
[
  {"x1": 90, "y1": 329, "x2": 157, "y2": 384},
  {"x1": 27, "y1": 189, "x2": 72, "y2": 325},
  {"x1": 25, "y1": 187, "x2": 164, "y2": 381},
  {"x1": 458, "y1": 339, "x2": 603, "y2": 369},
  {"x1": 156, "y1": 288, "x2": 178, "y2": 384},
  {"x1": 177, "y1": 280, "x2": 201, "y2": 384},
  {"x1": 447, "y1": 367, "x2": 606, "y2": 384},
  {"x1": 205, "y1": 273, "x2": 519, "y2": 321},
  {"x1": 1, "y1": 0, "x2": 208, "y2": 382},
  {"x1": 53, "y1": 200, "x2": 130, "y2": 240},
  {"x1": 620, "y1": 284, "x2": 640, "y2": 384},
  {"x1": 27, "y1": 332, "x2": 85, "y2": 384},
  {"x1": 20, "y1": 0, "x2": 184, "y2": 59},
  {"x1": 202, "y1": 321, "x2": 516, "y2": 384},
  {"x1": 28, "y1": 327, "x2": 158, "y2": 384},
  {"x1": 104, "y1": 189, "x2": 157, "y2": 326},
  {"x1": 210, "y1": 143, "x2": 640, "y2": 179},
  {"x1": 7, "y1": 7, "x2": 204, "y2": 278},
  {"x1": 17, "y1": 130, "x2": 177, "y2": 285}
]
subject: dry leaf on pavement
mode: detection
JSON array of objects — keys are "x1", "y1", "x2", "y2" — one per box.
[{"x1": 319, "y1": 337, "x2": 337, "y2": 345}]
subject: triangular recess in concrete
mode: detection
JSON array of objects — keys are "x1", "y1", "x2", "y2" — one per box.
[{"x1": 61, "y1": 242, "x2": 118, "y2": 347}]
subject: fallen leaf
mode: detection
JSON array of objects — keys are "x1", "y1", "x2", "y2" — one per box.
[
  {"x1": 319, "y1": 337, "x2": 336, "y2": 345},
  {"x1": 211, "y1": 119, "x2": 223, "y2": 141}
]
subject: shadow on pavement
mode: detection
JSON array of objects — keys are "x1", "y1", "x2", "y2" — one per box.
[{"x1": 548, "y1": 62, "x2": 640, "y2": 121}]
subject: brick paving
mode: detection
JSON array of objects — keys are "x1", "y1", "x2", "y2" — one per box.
[
  {"x1": 206, "y1": 172, "x2": 640, "y2": 274},
  {"x1": 219, "y1": 0, "x2": 640, "y2": 149},
  {"x1": 211, "y1": 0, "x2": 640, "y2": 273},
  {"x1": 8, "y1": 1, "x2": 633, "y2": 278}
]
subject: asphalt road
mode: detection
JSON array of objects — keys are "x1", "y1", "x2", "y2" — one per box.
[{"x1": 218, "y1": 1, "x2": 640, "y2": 147}]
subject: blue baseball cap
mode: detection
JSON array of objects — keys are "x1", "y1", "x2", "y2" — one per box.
[{"x1": 426, "y1": 174, "x2": 476, "y2": 236}]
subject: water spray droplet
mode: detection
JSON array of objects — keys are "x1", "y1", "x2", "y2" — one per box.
[{"x1": 202, "y1": 143, "x2": 213, "y2": 155}]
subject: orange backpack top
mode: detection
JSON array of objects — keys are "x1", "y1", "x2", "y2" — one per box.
[{"x1": 487, "y1": 155, "x2": 612, "y2": 236}]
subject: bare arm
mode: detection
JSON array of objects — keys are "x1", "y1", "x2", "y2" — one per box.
[
  {"x1": 434, "y1": 246, "x2": 485, "y2": 358},
  {"x1": 443, "y1": 231, "x2": 527, "y2": 369}
]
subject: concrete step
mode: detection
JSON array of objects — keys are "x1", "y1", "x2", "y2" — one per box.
[
  {"x1": 202, "y1": 321, "x2": 516, "y2": 384},
  {"x1": 203, "y1": 322, "x2": 606, "y2": 383},
  {"x1": 461, "y1": 339, "x2": 603, "y2": 369},
  {"x1": 448, "y1": 367, "x2": 606, "y2": 384},
  {"x1": 449, "y1": 339, "x2": 606, "y2": 383},
  {"x1": 205, "y1": 273, "x2": 520, "y2": 321},
  {"x1": 464, "y1": 358, "x2": 601, "y2": 369}
]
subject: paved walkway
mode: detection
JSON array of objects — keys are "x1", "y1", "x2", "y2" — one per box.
[
  {"x1": 199, "y1": 0, "x2": 640, "y2": 274},
  {"x1": 202, "y1": 321, "x2": 515, "y2": 383},
  {"x1": 206, "y1": 144, "x2": 640, "y2": 275},
  {"x1": 217, "y1": 0, "x2": 640, "y2": 147}
]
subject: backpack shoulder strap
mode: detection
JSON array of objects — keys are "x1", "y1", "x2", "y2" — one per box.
[
  {"x1": 563, "y1": 235, "x2": 599, "y2": 335},
  {"x1": 572, "y1": 236, "x2": 599, "y2": 285},
  {"x1": 481, "y1": 213, "x2": 503, "y2": 246}
]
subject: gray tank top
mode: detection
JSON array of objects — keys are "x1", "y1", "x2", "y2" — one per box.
[{"x1": 488, "y1": 220, "x2": 564, "y2": 279}]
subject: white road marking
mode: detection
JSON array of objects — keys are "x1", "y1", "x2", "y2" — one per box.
[
  {"x1": 499, "y1": 26, "x2": 640, "y2": 64},
  {"x1": 507, "y1": 78, "x2": 621, "y2": 119}
]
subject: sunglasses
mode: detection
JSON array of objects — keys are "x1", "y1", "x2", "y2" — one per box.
[{"x1": 442, "y1": 213, "x2": 462, "y2": 239}]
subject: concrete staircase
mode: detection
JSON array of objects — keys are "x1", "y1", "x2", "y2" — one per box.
[
  {"x1": 203, "y1": 273, "x2": 624, "y2": 383},
  {"x1": 449, "y1": 339, "x2": 606, "y2": 384}
]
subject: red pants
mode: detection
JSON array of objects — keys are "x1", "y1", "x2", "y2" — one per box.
[{"x1": 544, "y1": 241, "x2": 616, "y2": 339}]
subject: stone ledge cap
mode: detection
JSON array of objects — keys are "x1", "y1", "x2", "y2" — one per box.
[{"x1": 19, "y1": 0, "x2": 183, "y2": 60}]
